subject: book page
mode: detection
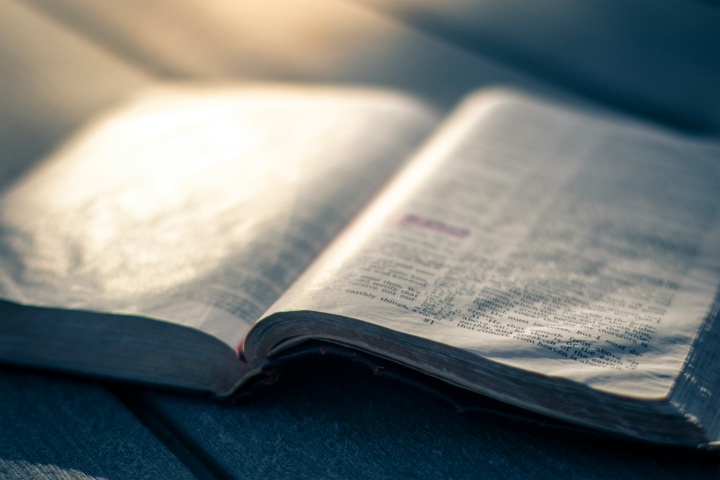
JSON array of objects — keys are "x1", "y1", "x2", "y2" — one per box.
[
  {"x1": 267, "y1": 91, "x2": 720, "y2": 398},
  {"x1": 0, "y1": 85, "x2": 436, "y2": 350}
]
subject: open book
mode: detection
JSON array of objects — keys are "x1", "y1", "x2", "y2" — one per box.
[{"x1": 1, "y1": 85, "x2": 718, "y2": 448}]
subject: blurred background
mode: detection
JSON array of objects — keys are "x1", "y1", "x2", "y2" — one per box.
[{"x1": 1, "y1": 0, "x2": 718, "y2": 191}]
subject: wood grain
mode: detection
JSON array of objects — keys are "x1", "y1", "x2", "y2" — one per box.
[
  {"x1": 142, "y1": 360, "x2": 720, "y2": 479},
  {"x1": 0, "y1": 369, "x2": 194, "y2": 479}
]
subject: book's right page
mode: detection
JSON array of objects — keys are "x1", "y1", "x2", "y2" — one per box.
[{"x1": 266, "y1": 90, "x2": 720, "y2": 400}]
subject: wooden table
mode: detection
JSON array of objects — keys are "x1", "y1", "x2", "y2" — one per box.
[{"x1": 3, "y1": 361, "x2": 718, "y2": 479}]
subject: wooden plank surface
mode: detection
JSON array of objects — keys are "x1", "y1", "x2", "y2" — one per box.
[
  {"x1": 141, "y1": 360, "x2": 720, "y2": 479},
  {"x1": 0, "y1": 369, "x2": 194, "y2": 480}
]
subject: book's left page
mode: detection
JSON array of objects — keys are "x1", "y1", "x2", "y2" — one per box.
[{"x1": 0, "y1": 84, "x2": 436, "y2": 391}]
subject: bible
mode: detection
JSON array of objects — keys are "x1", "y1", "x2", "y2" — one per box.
[{"x1": 1, "y1": 84, "x2": 718, "y2": 448}]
